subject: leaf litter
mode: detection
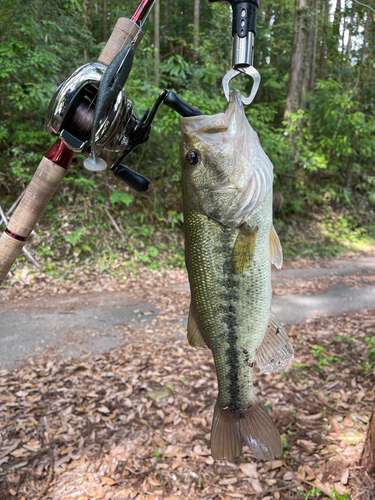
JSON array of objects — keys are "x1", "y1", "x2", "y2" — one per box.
[
  {"x1": 0, "y1": 270, "x2": 374, "y2": 499},
  {"x1": 273, "y1": 271, "x2": 375, "y2": 296}
]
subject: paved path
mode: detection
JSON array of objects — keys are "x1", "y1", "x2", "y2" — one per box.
[
  {"x1": 271, "y1": 256, "x2": 375, "y2": 323},
  {"x1": 0, "y1": 256, "x2": 374, "y2": 370}
]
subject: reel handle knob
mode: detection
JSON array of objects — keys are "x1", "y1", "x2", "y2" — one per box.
[
  {"x1": 163, "y1": 91, "x2": 202, "y2": 117},
  {"x1": 112, "y1": 163, "x2": 150, "y2": 193}
]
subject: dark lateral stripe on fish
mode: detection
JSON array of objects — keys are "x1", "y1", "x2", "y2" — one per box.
[{"x1": 218, "y1": 229, "x2": 243, "y2": 410}]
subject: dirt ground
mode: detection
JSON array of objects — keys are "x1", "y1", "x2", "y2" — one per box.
[{"x1": 0, "y1": 255, "x2": 374, "y2": 500}]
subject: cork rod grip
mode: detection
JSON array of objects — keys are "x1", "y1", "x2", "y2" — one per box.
[
  {"x1": 98, "y1": 18, "x2": 143, "y2": 66},
  {"x1": 0, "y1": 157, "x2": 67, "y2": 285}
]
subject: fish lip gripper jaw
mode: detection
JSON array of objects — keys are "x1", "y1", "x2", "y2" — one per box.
[{"x1": 210, "y1": 0, "x2": 261, "y2": 106}]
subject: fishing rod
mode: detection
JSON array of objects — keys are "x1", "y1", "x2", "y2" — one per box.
[{"x1": 0, "y1": 0, "x2": 201, "y2": 285}]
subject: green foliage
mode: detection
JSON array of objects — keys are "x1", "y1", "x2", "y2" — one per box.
[
  {"x1": 311, "y1": 345, "x2": 340, "y2": 372},
  {"x1": 0, "y1": 0, "x2": 374, "y2": 272},
  {"x1": 304, "y1": 486, "x2": 325, "y2": 499},
  {"x1": 365, "y1": 337, "x2": 375, "y2": 360},
  {"x1": 65, "y1": 229, "x2": 84, "y2": 245},
  {"x1": 110, "y1": 190, "x2": 133, "y2": 207}
]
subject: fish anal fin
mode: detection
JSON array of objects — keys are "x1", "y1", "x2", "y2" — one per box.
[
  {"x1": 255, "y1": 311, "x2": 294, "y2": 373},
  {"x1": 269, "y1": 224, "x2": 283, "y2": 269},
  {"x1": 232, "y1": 226, "x2": 258, "y2": 274},
  {"x1": 187, "y1": 307, "x2": 208, "y2": 349},
  {"x1": 211, "y1": 399, "x2": 283, "y2": 461}
]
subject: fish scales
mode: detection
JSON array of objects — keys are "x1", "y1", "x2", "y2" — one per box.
[
  {"x1": 180, "y1": 89, "x2": 294, "y2": 461},
  {"x1": 186, "y1": 197, "x2": 271, "y2": 409}
]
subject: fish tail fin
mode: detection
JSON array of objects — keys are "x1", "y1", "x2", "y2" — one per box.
[
  {"x1": 211, "y1": 402, "x2": 242, "y2": 459},
  {"x1": 240, "y1": 399, "x2": 283, "y2": 460},
  {"x1": 211, "y1": 399, "x2": 283, "y2": 461}
]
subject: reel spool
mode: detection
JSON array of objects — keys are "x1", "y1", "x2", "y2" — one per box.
[{"x1": 45, "y1": 62, "x2": 137, "y2": 158}]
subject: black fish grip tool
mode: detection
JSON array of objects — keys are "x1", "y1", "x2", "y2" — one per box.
[{"x1": 210, "y1": 0, "x2": 261, "y2": 105}]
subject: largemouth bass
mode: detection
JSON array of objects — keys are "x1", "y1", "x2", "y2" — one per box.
[{"x1": 180, "y1": 89, "x2": 294, "y2": 460}]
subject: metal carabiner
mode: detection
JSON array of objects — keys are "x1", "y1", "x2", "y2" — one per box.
[{"x1": 222, "y1": 65, "x2": 261, "y2": 106}]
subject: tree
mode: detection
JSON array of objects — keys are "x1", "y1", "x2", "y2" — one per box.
[
  {"x1": 154, "y1": 0, "x2": 160, "y2": 86},
  {"x1": 193, "y1": 0, "x2": 200, "y2": 61},
  {"x1": 103, "y1": 0, "x2": 108, "y2": 41},
  {"x1": 361, "y1": 405, "x2": 375, "y2": 475},
  {"x1": 284, "y1": 0, "x2": 308, "y2": 118},
  {"x1": 319, "y1": 0, "x2": 329, "y2": 79}
]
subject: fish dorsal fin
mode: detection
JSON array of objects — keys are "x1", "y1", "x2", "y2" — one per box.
[
  {"x1": 255, "y1": 310, "x2": 294, "y2": 373},
  {"x1": 232, "y1": 226, "x2": 258, "y2": 274},
  {"x1": 187, "y1": 306, "x2": 208, "y2": 349},
  {"x1": 269, "y1": 224, "x2": 283, "y2": 270}
]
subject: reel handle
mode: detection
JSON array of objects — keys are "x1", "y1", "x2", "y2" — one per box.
[
  {"x1": 113, "y1": 164, "x2": 150, "y2": 192},
  {"x1": 163, "y1": 91, "x2": 202, "y2": 117}
]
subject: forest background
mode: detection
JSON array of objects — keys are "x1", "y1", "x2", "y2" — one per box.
[{"x1": 0, "y1": 0, "x2": 374, "y2": 278}]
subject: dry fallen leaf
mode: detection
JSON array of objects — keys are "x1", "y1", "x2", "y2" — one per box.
[
  {"x1": 250, "y1": 478, "x2": 263, "y2": 492},
  {"x1": 0, "y1": 277, "x2": 373, "y2": 500},
  {"x1": 101, "y1": 476, "x2": 116, "y2": 485},
  {"x1": 340, "y1": 468, "x2": 349, "y2": 485},
  {"x1": 283, "y1": 471, "x2": 294, "y2": 481},
  {"x1": 239, "y1": 463, "x2": 258, "y2": 478},
  {"x1": 218, "y1": 476, "x2": 238, "y2": 486},
  {"x1": 97, "y1": 406, "x2": 110, "y2": 414}
]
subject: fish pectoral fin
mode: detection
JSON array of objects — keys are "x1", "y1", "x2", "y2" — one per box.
[
  {"x1": 269, "y1": 224, "x2": 283, "y2": 269},
  {"x1": 187, "y1": 307, "x2": 208, "y2": 349},
  {"x1": 255, "y1": 311, "x2": 294, "y2": 373},
  {"x1": 232, "y1": 226, "x2": 258, "y2": 274},
  {"x1": 211, "y1": 399, "x2": 283, "y2": 461}
]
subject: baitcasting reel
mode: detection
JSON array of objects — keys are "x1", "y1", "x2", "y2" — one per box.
[
  {"x1": 45, "y1": 62, "x2": 135, "y2": 157},
  {"x1": 45, "y1": 61, "x2": 201, "y2": 192}
]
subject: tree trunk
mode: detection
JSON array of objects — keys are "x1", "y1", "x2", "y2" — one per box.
[
  {"x1": 345, "y1": 134, "x2": 356, "y2": 188},
  {"x1": 358, "y1": 2, "x2": 372, "y2": 75},
  {"x1": 103, "y1": 0, "x2": 108, "y2": 42},
  {"x1": 193, "y1": 0, "x2": 200, "y2": 62},
  {"x1": 309, "y1": 0, "x2": 319, "y2": 91},
  {"x1": 284, "y1": 0, "x2": 308, "y2": 118},
  {"x1": 319, "y1": 0, "x2": 329, "y2": 79},
  {"x1": 300, "y1": 0, "x2": 315, "y2": 110},
  {"x1": 333, "y1": 0, "x2": 341, "y2": 44},
  {"x1": 346, "y1": 14, "x2": 353, "y2": 58},
  {"x1": 162, "y1": 0, "x2": 170, "y2": 47},
  {"x1": 344, "y1": 0, "x2": 372, "y2": 188},
  {"x1": 361, "y1": 404, "x2": 375, "y2": 475},
  {"x1": 154, "y1": 0, "x2": 160, "y2": 87}
]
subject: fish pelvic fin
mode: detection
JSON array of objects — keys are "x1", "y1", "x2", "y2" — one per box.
[
  {"x1": 211, "y1": 399, "x2": 283, "y2": 461},
  {"x1": 269, "y1": 224, "x2": 283, "y2": 269},
  {"x1": 187, "y1": 306, "x2": 208, "y2": 349},
  {"x1": 255, "y1": 311, "x2": 294, "y2": 373},
  {"x1": 232, "y1": 226, "x2": 258, "y2": 274}
]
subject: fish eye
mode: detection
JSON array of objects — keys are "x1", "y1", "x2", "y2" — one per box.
[{"x1": 187, "y1": 150, "x2": 200, "y2": 165}]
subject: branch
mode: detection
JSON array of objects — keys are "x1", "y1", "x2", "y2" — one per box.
[{"x1": 351, "y1": 0, "x2": 375, "y2": 14}]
